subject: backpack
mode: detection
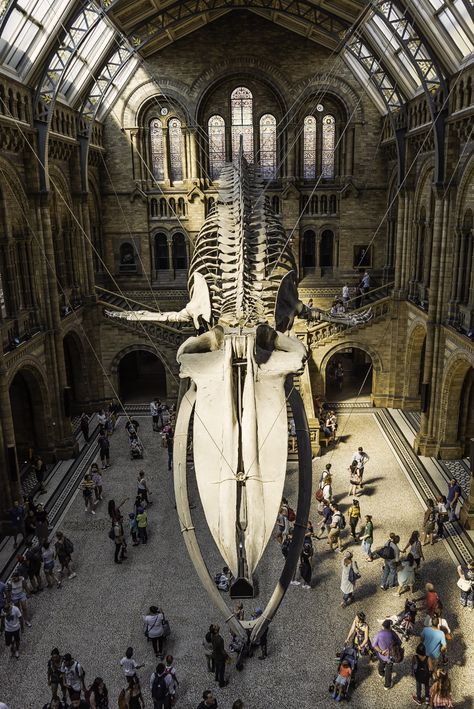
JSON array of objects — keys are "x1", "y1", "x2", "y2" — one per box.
[
  {"x1": 152, "y1": 673, "x2": 168, "y2": 700},
  {"x1": 379, "y1": 543, "x2": 395, "y2": 560},
  {"x1": 337, "y1": 513, "x2": 346, "y2": 530},
  {"x1": 281, "y1": 537, "x2": 291, "y2": 558},
  {"x1": 63, "y1": 538, "x2": 74, "y2": 555},
  {"x1": 287, "y1": 507, "x2": 296, "y2": 523}
]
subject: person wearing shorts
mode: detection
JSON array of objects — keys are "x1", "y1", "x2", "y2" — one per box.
[
  {"x1": 1, "y1": 600, "x2": 23, "y2": 658},
  {"x1": 8, "y1": 571, "x2": 31, "y2": 626}
]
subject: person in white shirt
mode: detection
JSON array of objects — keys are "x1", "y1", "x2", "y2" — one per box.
[
  {"x1": 0, "y1": 601, "x2": 23, "y2": 658},
  {"x1": 342, "y1": 283, "x2": 350, "y2": 306},
  {"x1": 361, "y1": 271, "x2": 370, "y2": 291},
  {"x1": 143, "y1": 606, "x2": 165, "y2": 658},
  {"x1": 120, "y1": 646, "x2": 144, "y2": 688},
  {"x1": 352, "y1": 447, "x2": 370, "y2": 487},
  {"x1": 150, "y1": 399, "x2": 160, "y2": 432}
]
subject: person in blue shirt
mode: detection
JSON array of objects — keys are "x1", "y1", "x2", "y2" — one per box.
[
  {"x1": 420, "y1": 616, "x2": 447, "y2": 671},
  {"x1": 446, "y1": 478, "x2": 462, "y2": 521}
]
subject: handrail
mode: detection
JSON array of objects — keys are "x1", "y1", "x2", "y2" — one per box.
[{"x1": 340, "y1": 281, "x2": 395, "y2": 309}]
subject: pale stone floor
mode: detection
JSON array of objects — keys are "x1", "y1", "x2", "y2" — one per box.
[{"x1": 1, "y1": 412, "x2": 473, "y2": 709}]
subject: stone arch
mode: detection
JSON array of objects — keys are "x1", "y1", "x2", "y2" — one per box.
[
  {"x1": 454, "y1": 151, "x2": 474, "y2": 219},
  {"x1": 121, "y1": 79, "x2": 193, "y2": 129},
  {"x1": 111, "y1": 345, "x2": 169, "y2": 403},
  {"x1": 296, "y1": 76, "x2": 364, "y2": 123},
  {"x1": 63, "y1": 329, "x2": 90, "y2": 412},
  {"x1": 439, "y1": 353, "x2": 474, "y2": 453},
  {"x1": 404, "y1": 322, "x2": 427, "y2": 402},
  {"x1": 316, "y1": 340, "x2": 382, "y2": 400},
  {"x1": 0, "y1": 157, "x2": 29, "y2": 230},
  {"x1": 8, "y1": 362, "x2": 52, "y2": 462}
]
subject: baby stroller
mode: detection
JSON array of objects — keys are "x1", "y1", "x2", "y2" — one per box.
[
  {"x1": 392, "y1": 599, "x2": 417, "y2": 640},
  {"x1": 329, "y1": 645, "x2": 358, "y2": 701},
  {"x1": 129, "y1": 436, "x2": 144, "y2": 460}
]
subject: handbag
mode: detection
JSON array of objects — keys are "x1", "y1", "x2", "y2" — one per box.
[
  {"x1": 162, "y1": 615, "x2": 171, "y2": 637},
  {"x1": 457, "y1": 576, "x2": 471, "y2": 592},
  {"x1": 348, "y1": 565, "x2": 361, "y2": 584}
]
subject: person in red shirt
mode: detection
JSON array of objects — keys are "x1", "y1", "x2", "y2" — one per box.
[
  {"x1": 332, "y1": 660, "x2": 352, "y2": 700},
  {"x1": 415, "y1": 582, "x2": 441, "y2": 619}
]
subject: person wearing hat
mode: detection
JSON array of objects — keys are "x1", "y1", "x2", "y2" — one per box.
[
  {"x1": 340, "y1": 551, "x2": 360, "y2": 607},
  {"x1": 345, "y1": 611, "x2": 370, "y2": 656},
  {"x1": 456, "y1": 559, "x2": 474, "y2": 610},
  {"x1": 372, "y1": 619, "x2": 402, "y2": 690}
]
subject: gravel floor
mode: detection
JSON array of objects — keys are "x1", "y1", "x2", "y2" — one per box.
[{"x1": 0, "y1": 411, "x2": 472, "y2": 709}]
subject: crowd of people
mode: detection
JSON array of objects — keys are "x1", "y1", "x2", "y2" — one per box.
[{"x1": 1, "y1": 390, "x2": 473, "y2": 707}]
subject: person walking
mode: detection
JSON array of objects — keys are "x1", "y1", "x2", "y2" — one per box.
[
  {"x1": 436, "y1": 496, "x2": 449, "y2": 538},
  {"x1": 345, "y1": 611, "x2": 370, "y2": 657},
  {"x1": 380, "y1": 533, "x2": 400, "y2": 589},
  {"x1": 112, "y1": 517, "x2": 127, "y2": 564},
  {"x1": 340, "y1": 551, "x2": 360, "y2": 607},
  {"x1": 393, "y1": 553, "x2": 416, "y2": 596},
  {"x1": 34, "y1": 455, "x2": 47, "y2": 494},
  {"x1": 335, "y1": 362, "x2": 344, "y2": 392},
  {"x1": 35, "y1": 504, "x2": 50, "y2": 546},
  {"x1": 150, "y1": 662, "x2": 174, "y2": 708},
  {"x1": 166, "y1": 428, "x2": 174, "y2": 471},
  {"x1": 61, "y1": 654, "x2": 87, "y2": 701},
  {"x1": 360, "y1": 514, "x2": 374, "y2": 560},
  {"x1": 203, "y1": 625, "x2": 216, "y2": 673},
  {"x1": 352, "y1": 447, "x2": 369, "y2": 487},
  {"x1": 98, "y1": 429, "x2": 110, "y2": 470},
  {"x1": 88, "y1": 677, "x2": 109, "y2": 709},
  {"x1": 421, "y1": 616, "x2": 447, "y2": 671},
  {"x1": 401, "y1": 530, "x2": 424, "y2": 571},
  {"x1": 422, "y1": 499, "x2": 436, "y2": 545},
  {"x1": 372, "y1": 619, "x2": 402, "y2": 690},
  {"x1": 430, "y1": 669, "x2": 454, "y2": 708},
  {"x1": 0, "y1": 599, "x2": 24, "y2": 658},
  {"x1": 136, "y1": 507, "x2": 148, "y2": 544},
  {"x1": 120, "y1": 647, "x2": 144, "y2": 688},
  {"x1": 456, "y1": 559, "x2": 474, "y2": 610},
  {"x1": 411, "y1": 642, "x2": 431, "y2": 706},
  {"x1": 150, "y1": 399, "x2": 160, "y2": 432},
  {"x1": 123, "y1": 682, "x2": 144, "y2": 709},
  {"x1": 348, "y1": 461, "x2": 361, "y2": 497},
  {"x1": 54, "y1": 532, "x2": 77, "y2": 581},
  {"x1": 144, "y1": 606, "x2": 165, "y2": 658},
  {"x1": 298, "y1": 541, "x2": 313, "y2": 589},
  {"x1": 137, "y1": 472, "x2": 151, "y2": 506},
  {"x1": 91, "y1": 464, "x2": 103, "y2": 503},
  {"x1": 24, "y1": 540, "x2": 44, "y2": 592},
  {"x1": 211, "y1": 625, "x2": 229, "y2": 688},
  {"x1": 8, "y1": 500, "x2": 25, "y2": 547},
  {"x1": 80, "y1": 473, "x2": 96, "y2": 515},
  {"x1": 197, "y1": 690, "x2": 218, "y2": 709},
  {"x1": 80, "y1": 413, "x2": 90, "y2": 442},
  {"x1": 446, "y1": 478, "x2": 462, "y2": 521},
  {"x1": 8, "y1": 570, "x2": 32, "y2": 626},
  {"x1": 128, "y1": 512, "x2": 139, "y2": 546},
  {"x1": 328, "y1": 504, "x2": 344, "y2": 552},
  {"x1": 348, "y1": 499, "x2": 361, "y2": 540},
  {"x1": 275, "y1": 506, "x2": 289, "y2": 544},
  {"x1": 48, "y1": 648, "x2": 67, "y2": 702}
]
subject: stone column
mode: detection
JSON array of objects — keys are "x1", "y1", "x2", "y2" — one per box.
[
  {"x1": 181, "y1": 127, "x2": 187, "y2": 181},
  {"x1": 394, "y1": 190, "x2": 406, "y2": 294},
  {"x1": 80, "y1": 196, "x2": 95, "y2": 298},
  {"x1": 286, "y1": 124, "x2": 296, "y2": 179},
  {"x1": 189, "y1": 128, "x2": 198, "y2": 181},
  {"x1": 0, "y1": 364, "x2": 21, "y2": 510},
  {"x1": 460, "y1": 439, "x2": 474, "y2": 529},
  {"x1": 344, "y1": 124, "x2": 354, "y2": 177}
]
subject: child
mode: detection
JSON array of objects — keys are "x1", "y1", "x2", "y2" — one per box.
[
  {"x1": 348, "y1": 499, "x2": 361, "y2": 539},
  {"x1": 91, "y1": 464, "x2": 103, "y2": 503},
  {"x1": 136, "y1": 507, "x2": 148, "y2": 544},
  {"x1": 333, "y1": 659, "x2": 352, "y2": 701},
  {"x1": 128, "y1": 512, "x2": 139, "y2": 546}
]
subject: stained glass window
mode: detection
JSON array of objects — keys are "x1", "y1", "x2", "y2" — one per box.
[
  {"x1": 231, "y1": 86, "x2": 254, "y2": 162},
  {"x1": 208, "y1": 115, "x2": 226, "y2": 180},
  {"x1": 303, "y1": 115, "x2": 316, "y2": 179},
  {"x1": 259, "y1": 114, "x2": 276, "y2": 179},
  {"x1": 150, "y1": 119, "x2": 164, "y2": 181},
  {"x1": 169, "y1": 118, "x2": 183, "y2": 182},
  {"x1": 322, "y1": 114, "x2": 336, "y2": 178}
]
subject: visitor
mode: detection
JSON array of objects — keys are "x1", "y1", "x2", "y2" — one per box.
[
  {"x1": 430, "y1": 669, "x2": 454, "y2": 708},
  {"x1": 345, "y1": 610, "x2": 370, "y2": 657},
  {"x1": 203, "y1": 625, "x2": 215, "y2": 673},
  {"x1": 97, "y1": 410, "x2": 107, "y2": 428},
  {"x1": 335, "y1": 362, "x2": 344, "y2": 391},
  {"x1": 47, "y1": 648, "x2": 67, "y2": 702},
  {"x1": 143, "y1": 606, "x2": 165, "y2": 658},
  {"x1": 415, "y1": 582, "x2": 442, "y2": 620},
  {"x1": 54, "y1": 531, "x2": 77, "y2": 581},
  {"x1": 61, "y1": 653, "x2": 87, "y2": 700},
  {"x1": 68, "y1": 692, "x2": 90, "y2": 709},
  {"x1": 298, "y1": 541, "x2": 313, "y2": 589},
  {"x1": 80, "y1": 413, "x2": 90, "y2": 442},
  {"x1": 446, "y1": 478, "x2": 462, "y2": 521},
  {"x1": 126, "y1": 418, "x2": 140, "y2": 439},
  {"x1": 123, "y1": 681, "x2": 144, "y2": 709},
  {"x1": 401, "y1": 530, "x2": 424, "y2": 570},
  {"x1": 112, "y1": 516, "x2": 127, "y2": 564},
  {"x1": 211, "y1": 624, "x2": 229, "y2": 688},
  {"x1": 164, "y1": 655, "x2": 179, "y2": 696},
  {"x1": 342, "y1": 283, "x2": 350, "y2": 307},
  {"x1": 120, "y1": 647, "x2": 144, "y2": 688},
  {"x1": 317, "y1": 498, "x2": 332, "y2": 538},
  {"x1": 411, "y1": 642, "x2": 430, "y2": 706},
  {"x1": 360, "y1": 514, "x2": 374, "y2": 559},
  {"x1": 348, "y1": 461, "x2": 361, "y2": 496},
  {"x1": 88, "y1": 677, "x2": 109, "y2": 709},
  {"x1": 328, "y1": 504, "x2": 344, "y2": 552},
  {"x1": 80, "y1": 473, "x2": 96, "y2": 515},
  {"x1": 319, "y1": 463, "x2": 332, "y2": 489},
  {"x1": 24, "y1": 540, "x2": 44, "y2": 592},
  {"x1": 8, "y1": 500, "x2": 25, "y2": 547},
  {"x1": 380, "y1": 533, "x2": 400, "y2": 589},
  {"x1": 35, "y1": 504, "x2": 50, "y2": 545},
  {"x1": 136, "y1": 507, "x2": 148, "y2": 544},
  {"x1": 372, "y1": 619, "x2": 402, "y2": 690},
  {"x1": 150, "y1": 399, "x2": 160, "y2": 432},
  {"x1": 98, "y1": 428, "x2": 110, "y2": 470},
  {"x1": 197, "y1": 690, "x2": 218, "y2": 709},
  {"x1": 352, "y1": 447, "x2": 369, "y2": 487},
  {"x1": 436, "y1": 496, "x2": 449, "y2": 538},
  {"x1": 24, "y1": 507, "x2": 37, "y2": 539},
  {"x1": 150, "y1": 662, "x2": 174, "y2": 708},
  {"x1": 34, "y1": 455, "x2": 47, "y2": 493},
  {"x1": 91, "y1": 464, "x2": 103, "y2": 502},
  {"x1": 42, "y1": 698, "x2": 67, "y2": 709},
  {"x1": 275, "y1": 506, "x2": 289, "y2": 544},
  {"x1": 348, "y1": 499, "x2": 361, "y2": 539},
  {"x1": 340, "y1": 551, "x2": 360, "y2": 607},
  {"x1": 321, "y1": 472, "x2": 333, "y2": 503},
  {"x1": 128, "y1": 512, "x2": 139, "y2": 546},
  {"x1": 393, "y1": 553, "x2": 416, "y2": 596},
  {"x1": 456, "y1": 559, "x2": 474, "y2": 610},
  {"x1": 422, "y1": 499, "x2": 436, "y2": 545},
  {"x1": 0, "y1": 599, "x2": 23, "y2": 658},
  {"x1": 8, "y1": 570, "x2": 31, "y2": 626},
  {"x1": 137, "y1": 471, "x2": 151, "y2": 506},
  {"x1": 421, "y1": 616, "x2": 447, "y2": 670}
]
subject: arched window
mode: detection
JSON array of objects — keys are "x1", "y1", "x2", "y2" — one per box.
[
  {"x1": 178, "y1": 197, "x2": 186, "y2": 217},
  {"x1": 208, "y1": 115, "x2": 226, "y2": 179},
  {"x1": 302, "y1": 230, "x2": 316, "y2": 271},
  {"x1": 119, "y1": 242, "x2": 136, "y2": 272},
  {"x1": 311, "y1": 196, "x2": 318, "y2": 215},
  {"x1": 320, "y1": 229, "x2": 334, "y2": 270},
  {"x1": 231, "y1": 86, "x2": 254, "y2": 162},
  {"x1": 259, "y1": 113, "x2": 276, "y2": 179},
  {"x1": 322, "y1": 114, "x2": 336, "y2": 178},
  {"x1": 329, "y1": 194, "x2": 337, "y2": 214},
  {"x1": 154, "y1": 233, "x2": 169, "y2": 271},
  {"x1": 168, "y1": 118, "x2": 183, "y2": 182},
  {"x1": 159, "y1": 198, "x2": 167, "y2": 218},
  {"x1": 150, "y1": 198, "x2": 158, "y2": 218},
  {"x1": 172, "y1": 233, "x2": 187, "y2": 270},
  {"x1": 206, "y1": 196, "x2": 215, "y2": 216},
  {"x1": 320, "y1": 195, "x2": 328, "y2": 214},
  {"x1": 150, "y1": 119, "x2": 164, "y2": 181},
  {"x1": 303, "y1": 116, "x2": 317, "y2": 179}
]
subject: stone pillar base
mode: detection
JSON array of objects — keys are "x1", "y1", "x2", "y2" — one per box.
[
  {"x1": 438, "y1": 444, "x2": 464, "y2": 460},
  {"x1": 414, "y1": 434, "x2": 439, "y2": 457}
]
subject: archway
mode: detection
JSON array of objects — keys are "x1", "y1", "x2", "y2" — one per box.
[
  {"x1": 63, "y1": 332, "x2": 89, "y2": 414},
  {"x1": 441, "y1": 358, "x2": 473, "y2": 455},
  {"x1": 9, "y1": 368, "x2": 49, "y2": 463},
  {"x1": 320, "y1": 229, "x2": 334, "y2": 274},
  {"x1": 301, "y1": 230, "x2": 316, "y2": 273},
  {"x1": 118, "y1": 350, "x2": 167, "y2": 403},
  {"x1": 325, "y1": 347, "x2": 373, "y2": 402},
  {"x1": 457, "y1": 367, "x2": 474, "y2": 457},
  {"x1": 404, "y1": 325, "x2": 426, "y2": 406}
]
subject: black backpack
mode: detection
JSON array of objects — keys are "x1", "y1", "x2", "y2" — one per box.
[
  {"x1": 63, "y1": 538, "x2": 74, "y2": 555},
  {"x1": 379, "y1": 542, "x2": 395, "y2": 560},
  {"x1": 152, "y1": 673, "x2": 168, "y2": 700},
  {"x1": 281, "y1": 537, "x2": 291, "y2": 558}
]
